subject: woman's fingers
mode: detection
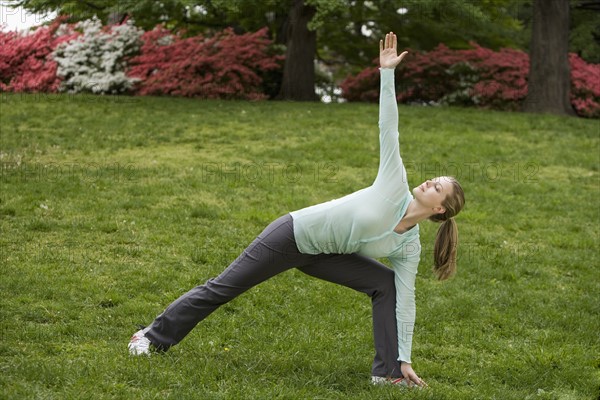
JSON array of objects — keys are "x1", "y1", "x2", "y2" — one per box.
[
  {"x1": 407, "y1": 371, "x2": 427, "y2": 387},
  {"x1": 382, "y1": 32, "x2": 398, "y2": 50},
  {"x1": 382, "y1": 33, "x2": 407, "y2": 66}
]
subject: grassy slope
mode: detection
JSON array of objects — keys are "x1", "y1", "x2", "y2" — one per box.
[{"x1": 0, "y1": 93, "x2": 598, "y2": 399}]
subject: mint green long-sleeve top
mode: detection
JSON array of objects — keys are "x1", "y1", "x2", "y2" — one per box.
[{"x1": 290, "y1": 68, "x2": 420, "y2": 364}]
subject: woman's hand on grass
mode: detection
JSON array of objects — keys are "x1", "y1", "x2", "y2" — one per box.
[
  {"x1": 400, "y1": 362, "x2": 428, "y2": 388},
  {"x1": 379, "y1": 32, "x2": 408, "y2": 69}
]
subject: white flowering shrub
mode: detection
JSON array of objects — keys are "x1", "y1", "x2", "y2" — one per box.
[{"x1": 52, "y1": 17, "x2": 143, "y2": 94}]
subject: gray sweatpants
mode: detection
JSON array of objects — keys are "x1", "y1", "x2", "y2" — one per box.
[{"x1": 145, "y1": 213, "x2": 402, "y2": 378}]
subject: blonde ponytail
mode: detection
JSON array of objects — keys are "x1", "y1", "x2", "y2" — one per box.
[
  {"x1": 428, "y1": 177, "x2": 465, "y2": 281},
  {"x1": 433, "y1": 218, "x2": 458, "y2": 280}
]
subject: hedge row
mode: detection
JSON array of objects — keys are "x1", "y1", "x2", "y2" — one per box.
[
  {"x1": 0, "y1": 17, "x2": 282, "y2": 100},
  {"x1": 341, "y1": 42, "x2": 600, "y2": 118},
  {"x1": 1, "y1": 18, "x2": 598, "y2": 117}
]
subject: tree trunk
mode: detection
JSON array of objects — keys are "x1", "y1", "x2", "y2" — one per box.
[
  {"x1": 107, "y1": 11, "x2": 126, "y2": 25},
  {"x1": 523, "y1": 0, "x2": 576, "y2": 116},
  {"x1": 278, "y1": 0, "x2": 318, "y2": 101}
]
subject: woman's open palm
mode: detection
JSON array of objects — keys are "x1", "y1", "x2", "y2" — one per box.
[{"x1": 380, "y1": 32, "x2": 408, "y2": 69}]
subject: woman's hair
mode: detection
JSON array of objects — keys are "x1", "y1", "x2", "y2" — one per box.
[{"x1": 429, "y1": 177, "x2": 465, "y2": 280}]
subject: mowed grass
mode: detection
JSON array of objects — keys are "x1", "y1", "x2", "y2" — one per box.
[{"x1": 0, "y1": 92, "x2": 598, "y2": 400}]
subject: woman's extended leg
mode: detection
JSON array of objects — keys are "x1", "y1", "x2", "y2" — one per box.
[
  {"x1": 297, "y1": 255, "x2": 402, "y2": 379},
  {"x1": 144, "y1": 214, "x2": 315, "y2": 350}
]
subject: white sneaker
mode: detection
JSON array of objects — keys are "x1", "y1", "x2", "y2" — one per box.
[
  {"x1": 128, "y1": 328, "x2": 152, "y2": 356},
  {"x1": 371, "y1": 376, "x2": 409, "y2": 386}
]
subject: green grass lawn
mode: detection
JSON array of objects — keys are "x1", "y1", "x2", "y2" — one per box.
[{"x1": 1, "y1": 92, "x2": 598, "y2": 399}]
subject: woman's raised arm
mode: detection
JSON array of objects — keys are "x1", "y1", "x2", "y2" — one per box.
[{"x1": 373, "y1": 32, "x2": 409, "y2": 198}]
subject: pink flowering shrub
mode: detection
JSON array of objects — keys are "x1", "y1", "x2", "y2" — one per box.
[
  {"x1": 127, "y1": 26, "x2": 283, "y2": 100},
  {"x1": 569, "y1": 53, "x2": 600, "y2": 118},
  {"x1": 466, "y1": 45, "x2": 529, "y2": 110},
  {"x1": 341, "y1": 43, "x2": 599, "y2": 118},
  {"x1": 0, "y1": 18, "x2": 76, "y2": 92},
  {"x1": 1, "y1": 19, "x2": 282, "y2": 100}
]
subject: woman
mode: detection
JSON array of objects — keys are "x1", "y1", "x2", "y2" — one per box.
[{"x1": 128, "y1": 32, "x2": 465, "y2": 388}]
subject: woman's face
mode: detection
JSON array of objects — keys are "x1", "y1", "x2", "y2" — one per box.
[{"x1": 412, "y1": 176, "x2": 454, "y2": 214}]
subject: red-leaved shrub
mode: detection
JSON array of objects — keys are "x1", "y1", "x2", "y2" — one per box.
[
  {"x1": 569, "y1": 53, "x2": 600, "y2": 118},
  {"x1": 0, "y1": 18, "x2": 77, "y2": 93},
  {"x1": 127, "y1": 26, "x2": 283, "y2": 100},
  {"x1": 341, "y1": 43, "x2": 600, "y2": 118}
]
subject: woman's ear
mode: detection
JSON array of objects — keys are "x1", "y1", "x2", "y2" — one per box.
[{"x1": 433, "y1": 206, "x2": 446, "y2": 215}]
